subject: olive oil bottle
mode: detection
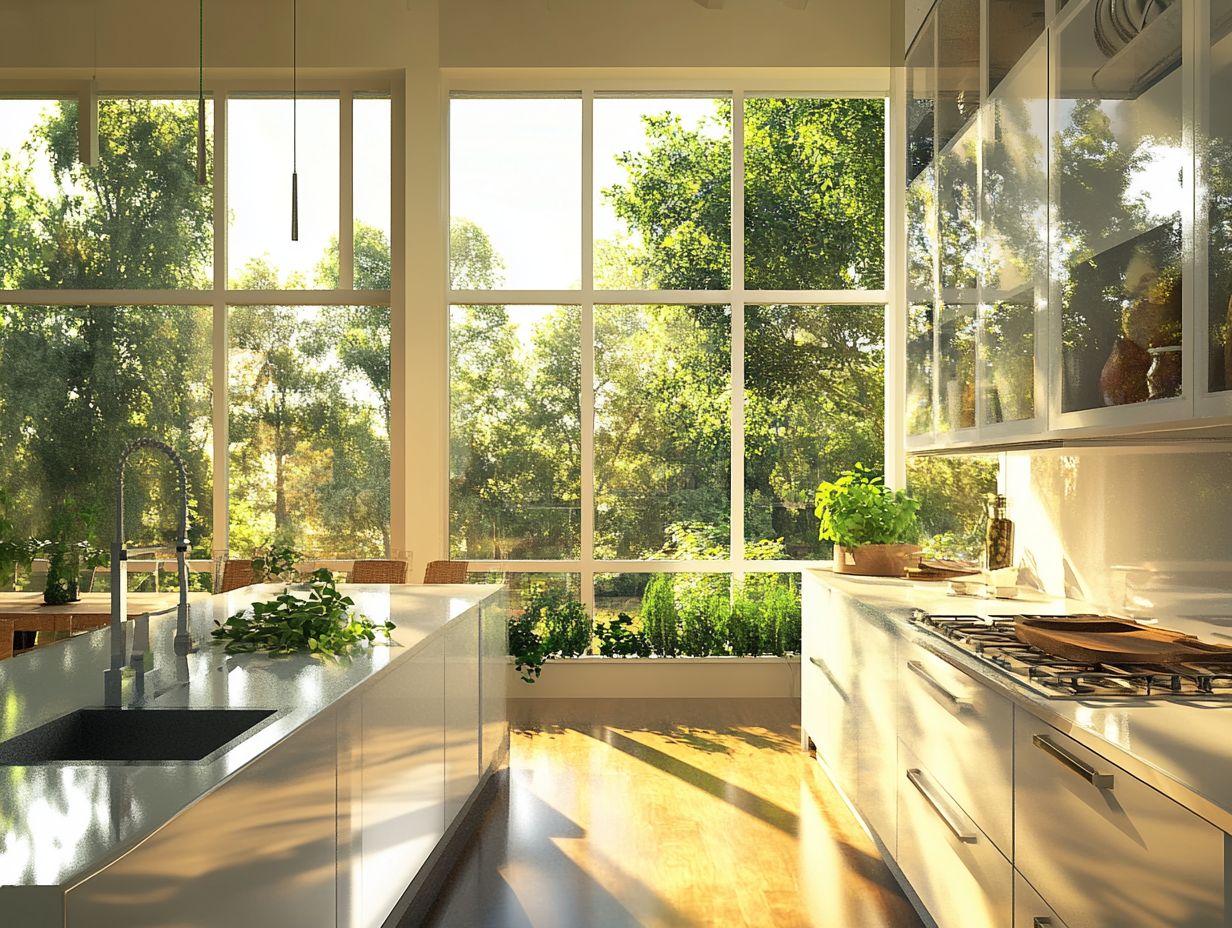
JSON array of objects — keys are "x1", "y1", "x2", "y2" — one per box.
[{"x1": 985, "y1": 494, "x2": 1014, "y2": 571}]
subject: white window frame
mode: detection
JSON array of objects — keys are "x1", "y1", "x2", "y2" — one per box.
[
  {"x1": 0, "y1": 74, "x2": 402, "y2": 576},
  {"x1": 444, "y1": 70, "x2": 902, "y2": 611}
]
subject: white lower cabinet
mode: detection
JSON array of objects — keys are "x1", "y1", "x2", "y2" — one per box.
[
  {"x1": 479, "y1": 602, "x2": 509, "y2": 776},
  {"x1": 801, "y1": 574, "x2": 857, "y2": 799},
  {"x1": 1014, "y1": 712, "x2": 1227, "y2": 928},
  {"x1": 897, "y1": 740, "x2": 1013, "y2": 928},
  {"x1": 444, "y1": 605, "x2": 481, "y2": 826},
  {"x1": 358, "y1": 635, "x2": 446, "y2": 928},
  {"x1": 851, "y1": 612, "x2": 898, "y2": 851},
  {"x1": 1015, "y1": 872, "x2": 1070, "y2": 928},
  {"x1": 898, "y1": 635, "x2": 1013, "y2": 854}
]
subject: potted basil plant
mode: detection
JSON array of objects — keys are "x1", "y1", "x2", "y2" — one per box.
[{"x1": 815, "y1": 465, "x2": 921, "y2": 577}]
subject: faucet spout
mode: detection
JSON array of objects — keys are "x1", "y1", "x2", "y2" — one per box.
[{"x1": 107, "y1": 438, "x2": 193, "y2": 707}]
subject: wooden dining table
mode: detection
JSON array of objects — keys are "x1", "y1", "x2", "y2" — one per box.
[{"x1": 0, "y1": 592, "x2": 210, "y2": 660}]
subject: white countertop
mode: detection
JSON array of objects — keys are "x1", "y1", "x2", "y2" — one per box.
[
  {"x1": 811, "y1": 569, "x2": 1232, "y2": 834},
  {"x1": 0, "y1": 583, "x2": 502, "y2": 890}
]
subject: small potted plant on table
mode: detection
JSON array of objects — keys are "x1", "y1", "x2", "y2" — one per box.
[{"x1": 815, "y1": 464, "x2": 921, "y2": 577}]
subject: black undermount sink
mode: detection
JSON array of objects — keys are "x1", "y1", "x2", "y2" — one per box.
[{"x1": 0, "y1": 708, "x2": 277, "y2": 764}]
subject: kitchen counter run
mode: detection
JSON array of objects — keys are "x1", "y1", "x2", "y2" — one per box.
[
  {"x1": 0, "y1": 582, "x2": 502, "y2": 894},
  {"x1": 813, "y1": 569, "x2": 1232, "y2": 834}
]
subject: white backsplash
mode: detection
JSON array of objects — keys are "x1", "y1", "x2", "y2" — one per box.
[{"x1": 1003, "y1": 447, "x2": 1232, "y2": 615}]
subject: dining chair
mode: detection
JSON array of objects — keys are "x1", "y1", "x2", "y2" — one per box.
[
  {"x1": 218, "y1": 559, "x2": 257, "y2": 593},
  {"x1": 350, "y1": 559, "x2": 408, "y2": 584},
  {"x1": 422, "y1": 560, "x2": 469, "y2": 584}
]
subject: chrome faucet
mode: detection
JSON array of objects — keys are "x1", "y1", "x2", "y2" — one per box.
[{"x1": 105, "y1": 438, "x2": 193, "y2": 707}]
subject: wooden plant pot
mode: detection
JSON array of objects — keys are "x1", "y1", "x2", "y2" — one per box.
[{"x1": 833, "y1": 543, "x2": 920, "y2": 578}]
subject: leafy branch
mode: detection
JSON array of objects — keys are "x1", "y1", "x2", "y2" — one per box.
[{"x1": 212, "y1": 568, "x2": 394, "y2": 657}]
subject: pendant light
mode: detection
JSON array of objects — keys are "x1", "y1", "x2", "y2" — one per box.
[
  {"x1": 290, "y1": 0, "x2": 299, "y2": 241},
  {"x1": 196, "y1": 0, "x2": 206, "y2": 186}
]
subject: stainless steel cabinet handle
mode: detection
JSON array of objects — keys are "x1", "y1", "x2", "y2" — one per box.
[
  {"x1": 1033, "y1": 734, "x2": 1115, "y2": 789},
  {"x1": 905, "y1": 768, "x2": 978, "y2": 843},
  {"x1": 808, "y1": 656, "x2": 848, "y2": 700},
  {"x1": 1033, "y1": 918, "x2": 1053, "y2": 927},
  {"x1": 906, "y1": 659, "x2": 970, "y2": 710}
]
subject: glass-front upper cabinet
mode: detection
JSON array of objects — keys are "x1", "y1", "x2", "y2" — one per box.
[
  {"x1": 937, "y1": 0, "x2": 981, "y2": 153},
  {"x1": 937, "y1": 115, "x2": 979, "y2": 433},
  {"x1": 988, "y1": 0, "x2": 1047, "y2": 94},
  {"x1": 1202, "y1": 0, "x2": 1232, "y2": 402},
  {"x1": 981, "y1": 34, "x2": 1049, "y2": 428},
  {"x1": 1052, "y1": 0, "x2": 1185, "y2": 422},
  {"x1": 907, "y1": 14, "x2": 938, "y2": 440}
]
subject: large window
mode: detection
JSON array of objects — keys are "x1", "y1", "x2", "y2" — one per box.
[
  {"x1": 0, "y1": 85, "x2": 393, "y2": 586},
  {"x1": 448, "y1": 89, "x2": 888, "y2": 610}
]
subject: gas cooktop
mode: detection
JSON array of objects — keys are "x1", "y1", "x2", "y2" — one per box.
[{"x1": 910, "y1": 611, "x2": 1232, "y2": 701}]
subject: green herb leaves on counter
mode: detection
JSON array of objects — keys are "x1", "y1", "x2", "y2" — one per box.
[{"x1": 212, "y1": 568, "x2": 395, "y2": 657}]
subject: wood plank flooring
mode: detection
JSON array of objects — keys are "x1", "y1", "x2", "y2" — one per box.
[{"x1": 420, "y1": 698, "x2": 924, "y2": 928}]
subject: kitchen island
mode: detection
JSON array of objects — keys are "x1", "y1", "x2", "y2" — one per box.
[
  {"x1": 803, "y1": 569, "x2": 1232, "y2": 928},
  {"x1": 0, "y1": 582, "x2": 507, "y2": 928}
]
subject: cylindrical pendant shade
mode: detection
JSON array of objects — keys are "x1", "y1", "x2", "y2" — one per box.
[
  {"x1": 291, "y1": 171, "x2": 299, "y2": 241},
  {"x1": 196, "y1": 97, "x2": 207, "y2": 186}
]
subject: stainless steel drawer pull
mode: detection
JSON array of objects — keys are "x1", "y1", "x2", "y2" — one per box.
[
  {"x1": 1032, "y1": 734, "x2": 1115, "y2": 789},
  {"x1": 1033, "y1": 918, "x2": 1053, "y2": 928},
  {"x1": 905, "y1": 767, "x2": 978, "y2": 843},
  {"x1": 906, "y1": 659, "x2": 970, "y2": 710},
  {"x1": 808, "y1": 656, "x2": 848, "y2": 700}
]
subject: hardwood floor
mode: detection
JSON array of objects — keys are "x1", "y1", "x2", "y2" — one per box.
[{"x1": 419, "y1": 698, "x2": 924, "y2": 928}]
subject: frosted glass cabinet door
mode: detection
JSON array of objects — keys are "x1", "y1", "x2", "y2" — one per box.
[
  {"x1": 1204, "y1": 0, "x2": 1232, "y2": 394},
  {"x1": 981, "y1": 35, "x2": 1048, "y2": 426},
  {"x1": 1053, "y1": 0, "x2": 1185, "y2": 415}
]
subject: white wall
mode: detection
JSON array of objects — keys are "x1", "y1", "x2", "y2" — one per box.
[
  {"x1": 440, "y1": 0, "x2": 892, "y2": 69},
  {"x1": 1004, "y1": 447, "x2": 1232, "y2": 612}
]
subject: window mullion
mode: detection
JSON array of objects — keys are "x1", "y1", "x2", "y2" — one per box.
[
  {"x1": 581, "y1": 89, "x2": 596, "y2": 615},
  {"x1": 731, "y1": 90, "x2": 746, "y2": 585},
  {"x1": 340, "y1": 88, "x2": 355, "y2": 290},
  {"x1": 212, "y1": 89, "x2": 230, "y2": 563}
]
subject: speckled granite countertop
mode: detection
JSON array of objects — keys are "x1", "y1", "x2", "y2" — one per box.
[
  {"x1": 0, "y1": 583, "x2": 501, "y2": 890},
  {"x1": 812, "y1": 569, "x2": 1232, "y2": 834}
]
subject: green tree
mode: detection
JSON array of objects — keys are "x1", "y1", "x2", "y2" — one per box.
[{"x1": 0, "y1": 100, "x2": 214, "y2": 570}]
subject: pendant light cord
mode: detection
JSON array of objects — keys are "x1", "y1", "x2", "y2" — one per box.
[{"x1": 292, "y1": 0, "x2": 297, "y2": 175}]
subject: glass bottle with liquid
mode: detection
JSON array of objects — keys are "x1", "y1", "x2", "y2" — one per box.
[{"x1": 985, "y1": 494, "x2": 1014, "y2": 571}]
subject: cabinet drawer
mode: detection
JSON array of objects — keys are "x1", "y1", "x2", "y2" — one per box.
[
  {"x1": 899, "y1": 636, "x2": 1013, "y2": 853},
  {"x1": 1015, "y1": 872, "x2": 1070, "y2": 928},
  {"x1": 897, "y1": 740, "x2": 1012, "y2": 928},
  {"x1": 802, "y1": 577, "x2": 857, "y2": 796},
  {"x1": 1014, "y1": 711, "x2": 1226, "y2": 928}
]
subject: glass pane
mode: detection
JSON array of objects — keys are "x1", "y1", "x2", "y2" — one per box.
[
  {"x1": 594, "y1": 96, "x2": 730, "y2": 289},
  {"x1": 353, "y1": 95, "x2": 392, "y2": 290},
  {"x1": 982, "y1": 37, "x2": 1047, "y2": 424},
  {"x1": 907, "y1": 18, "x2": 936, "y2": 184},
  {"x1": 449, "y1": 304, "x2": 582, "y2": 560},
  {"x1": 594, "y1": 572, "x2": 731, "y2": 657},
  {"x1": 1207, "y1": 0, "x2": 1232, "y2": 392},
  {"x1": 1055, "y1": 0, "x2": 1184, "y2": 411},
  {"x1": 594, "y1": 305, "x2": 730, "y2": 560},
  {"x1": 0, "y1": 97, "x2": 213, "y2": 289},
  {"x1": 936, "y1": 0, "x2": 981, "y2": 152},
  {"x1": 907, "y1": 302, "x2": 935, "y2": 436},
  {"x1": 466, "y1": 571, "x2": 582, "y2": 614},
  {"x1": 744, "y1": 97, "x2": 885, "y2": 290},
  {"x1": 228, "y1": 305, "x2": 390, "y2": 559},
  {"x1": 938, "y1": 119, "x2": 980, "y2": 291},
  {"x1": 744, "y1": 305, "x2": 885, "y2": 560},
  {"x1": 907, "y1": 166, "x2": 937, "y2": 296},
  {"x1": 907, "y1": 454, "x2": 999, "y2": 559},
  {"x1": 449, "y1": 96, "x2": 581, "y2": 290},
  {"x1": 938, "y1": 302, "x2": 977, "y2": 431},
  {"x1": 0, "y1": 306, "x2": 213, "y2": 563},
  {"x1": 228, "y1": 96, "x2": 339, "y2": 289}
]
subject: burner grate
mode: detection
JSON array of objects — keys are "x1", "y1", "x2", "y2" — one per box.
[{"x1": 909, "y1": 611, "x2": 1232, "y2": 701}]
